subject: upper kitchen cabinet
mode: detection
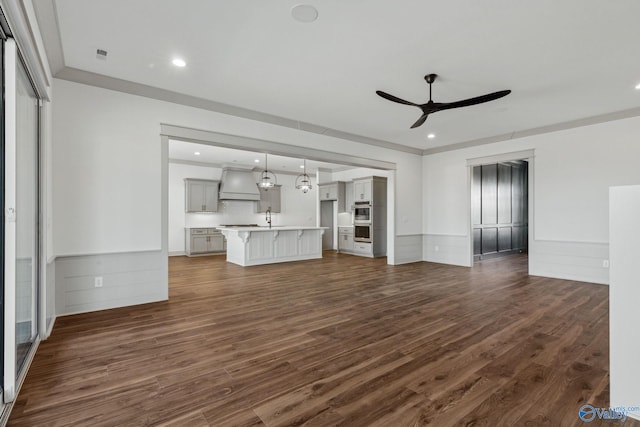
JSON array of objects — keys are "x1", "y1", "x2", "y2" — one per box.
[
  {"x1": 319, "y1": 181, "x2": 345, "y2": 211},
  {"x1": 353, "y1": 179, "x2": 372, "y2": 202},
  {"x1": 256, "y1": 185, "x2": 281, "y2": 213},
  {"x1": 345, "y1": 181, "x2": 354, "y2": 212},
  {"x1": 185, "y1": 179, "x2": 219, "y2": 212}
]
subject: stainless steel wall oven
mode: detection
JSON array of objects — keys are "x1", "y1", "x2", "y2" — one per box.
[{"x1": 354, "y1": 224, "x2": 372, "y2": 242}]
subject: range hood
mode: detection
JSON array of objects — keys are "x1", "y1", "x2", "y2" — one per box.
[{"x1": 218, "y1": 168, "x2": 261, "y2": 201}]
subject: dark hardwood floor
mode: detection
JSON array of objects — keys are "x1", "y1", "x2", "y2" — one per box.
[{"x1": 8, "y1": 252, "x2": 638, "y2": 426}]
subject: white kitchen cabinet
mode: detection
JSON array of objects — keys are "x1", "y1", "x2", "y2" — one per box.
[
  {"x1": 353, "y1": 179, "x2": 372, "y2": 202},
  {"x1": 220, "y1": 227, "x2": 325, "y2": 266},
  {"x1": 319, "y1": 182, "x2": 337, "y2": 200},
  {"x1": 344, "y1": 181, "x2": 354, "y2": 213},
  {"x1": 352, "y1": 241, "x2": 373, "y2": 256},
  {"x1": 319, "y1": 181, "x2": 345, "y2": 211},
  {"x1": 185, "y1": 228, "x2": 226, "y2": 255},
  {"x1": 256, "y1": 185, "x2": 281, "y2": 213},
  {"x1": 350, "y1": 176, "x2": 387, "y2": 258},
  {"x1": 338, "y1": 227, "x2": 354, "y2": 252},
  {"x1": 191, "y1": 235, "x2": 210, "y2": 253},
  {"x1": 185, "y1": 179, "x2": 219, "y2": 212}
]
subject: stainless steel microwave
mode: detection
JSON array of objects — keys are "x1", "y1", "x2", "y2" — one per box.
[{"x1": 353, "y1": 202, "x2": 371, "y2": 223}]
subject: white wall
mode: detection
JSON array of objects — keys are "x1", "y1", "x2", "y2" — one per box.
[
  {"x1": 609, "y1": 185, "x2": 640, "y2": 422},
  {"x1": 168, "y1": 162, "x2": 317, "y2": 254},
  {"x1": 53, "y1": 78, "x2": 423, "y2": 257},
  {"x1": 423, "y1": 115, "x2": 640, "y2": 282}
]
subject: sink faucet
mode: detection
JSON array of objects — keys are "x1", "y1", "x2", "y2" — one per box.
[{"x1": 266, "y1": 206, "x2": 272, "y2": 229}]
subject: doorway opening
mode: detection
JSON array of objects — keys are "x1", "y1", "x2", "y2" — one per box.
[
  {"x1": 472, "y1": 161, "x2": 528, "y2": 262},
  {"x1": 159, "y1": 125, "x2": 398, "y2": 269},
  {"x1": 467, "y1": 150, "x2": 534, "y2": 270}
]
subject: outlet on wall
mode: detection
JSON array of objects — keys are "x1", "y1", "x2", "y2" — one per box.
[
  {"x1": 94, "y1": 276, "x2": 103, "y2": 288},
  {"x1": 602, "y1": 260, "x2": 609, "y2": 268},
  {"x1": 434, "y1": 245, "x2": 440, "y2": 252}
]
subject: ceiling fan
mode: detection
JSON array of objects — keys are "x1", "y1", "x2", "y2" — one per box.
[{"x1": 376, "y1": 74, "x2": 511, "y2": 129}]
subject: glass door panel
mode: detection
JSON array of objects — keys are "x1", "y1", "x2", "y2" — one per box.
[
  {"x1": 14, "y1": 55, "x2": 38, "y2": 373},
  {"x1": 3, "y1": 37, "x2": 39, "y2": 403}
]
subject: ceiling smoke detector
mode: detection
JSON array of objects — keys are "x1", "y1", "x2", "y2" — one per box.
[{"x1": 291, "y1": 5, "x2": 318, "y2": 23}]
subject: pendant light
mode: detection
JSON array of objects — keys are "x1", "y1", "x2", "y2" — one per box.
[
  {"x1": 258, "y1": 153, "x2": 277, "y2": 189},
  {"x1": 296, "y1": 159, "x2": 313, "y2": 193}
]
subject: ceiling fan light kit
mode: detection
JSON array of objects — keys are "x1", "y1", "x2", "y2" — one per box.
[{"x1": 376, "y1": 73, "x2": 511, "y2": 129}]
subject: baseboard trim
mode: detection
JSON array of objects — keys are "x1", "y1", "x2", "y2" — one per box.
[{"x1": 45, "y1": 316, "x2": 56, "y2": 339}]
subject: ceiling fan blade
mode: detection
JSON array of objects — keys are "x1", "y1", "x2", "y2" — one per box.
[
  {"x1": 437, "y1": 90, "x2": 511, "y2": 111},
  {"x1": 410, "y1": 113, "x2": 429, "y2": 128},
  {"x1": 376, "y1": 90, "x2": 418, "y2": 106}
]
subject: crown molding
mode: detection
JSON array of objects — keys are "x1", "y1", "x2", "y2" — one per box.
[
  {"x1": 55, "y1": 66, "x2": 424, "y2": 156},
  {"x1": 423, "y1": 106, "x2": 640, "y2": 156}
]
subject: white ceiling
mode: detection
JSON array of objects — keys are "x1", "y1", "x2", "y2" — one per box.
[
  {"x1": 169, "y1": 140, "x2": 347, "y2": 173},
  {"x1": 36, "y1": 0, "x2": 640, "y2": 151}
]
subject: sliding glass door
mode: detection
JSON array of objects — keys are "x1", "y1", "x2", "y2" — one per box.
[
  {"x1": 14, "y1": 44, "x2": 39, "y2": 374},
  {"x1": 3, "y1": 37, "x2": 40, "y2": 403}
]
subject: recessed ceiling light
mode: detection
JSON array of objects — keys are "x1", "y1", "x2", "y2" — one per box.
[
  {"x1": 194, "y1": 151, "x2": 200, "y2": 156},
  {"x1": 291, "y1": 4, "x2": 318, "y2": 22},
  {"x1": 254, "y1": 159, "x2": 260, "y2": 163},
  {"x1": 172, "y1": 58, "x2": 186, "y2": 67},
  {"x1": 635, "y1": 83, "x2": 640, "y2": 90},
  {"x1": 427, "y1": 133, "x2": 436, "y2": 139},
  {"x1": 300, "y1": 165, "x2": 305, "y2": 169}
]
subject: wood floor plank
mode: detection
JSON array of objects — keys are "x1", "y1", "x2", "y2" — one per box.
[
  {"x1": 9, "y1": 252, "x2": 639, "y2": 426},
  {"x1": 253, "y1": 351, "x2": 413, "y2": 426}
]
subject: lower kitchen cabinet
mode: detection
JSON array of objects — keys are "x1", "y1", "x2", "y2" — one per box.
[
  {"x1": 352, "y1": 241, "x2": 373, "y2": 257},
  {"x1": 185, "y1": 228, "x2": 226, "y2": 255},
  {"x1": 338, "y1": 227, "x2": 354, "y2": 252},
  {"x1": 338, "y1": 227, "x2": 374, "y2": 257}
]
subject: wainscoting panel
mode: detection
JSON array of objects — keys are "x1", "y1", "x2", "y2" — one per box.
[
  {"x1": 393, "y1": 234, "x2": 423, "y2": 264},
  {"x1": 55, "y1": 250, "x2": 168, "y2": 316},
  {"x1": 529, "y1": 240, "x2": 609, "y2": 284},
  {"x1": 45, "y1": 261, "x2": 56, "y2": 338},
  {"x1": 423, "y1": 234, "x2": 471, "y2": 267}
]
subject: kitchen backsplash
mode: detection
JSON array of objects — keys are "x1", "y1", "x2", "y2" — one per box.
[{"x1": 185, "y1": 200, "x2": 276, "y2": 227}]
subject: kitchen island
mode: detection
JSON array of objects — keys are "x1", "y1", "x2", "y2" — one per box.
[{"x1": 218, "y1": 226, "x2": 326, "y2": 266}]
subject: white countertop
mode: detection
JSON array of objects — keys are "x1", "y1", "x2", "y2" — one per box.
[{"x1": 218, "y1": 226, "x2": 327, "y2": 232}]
